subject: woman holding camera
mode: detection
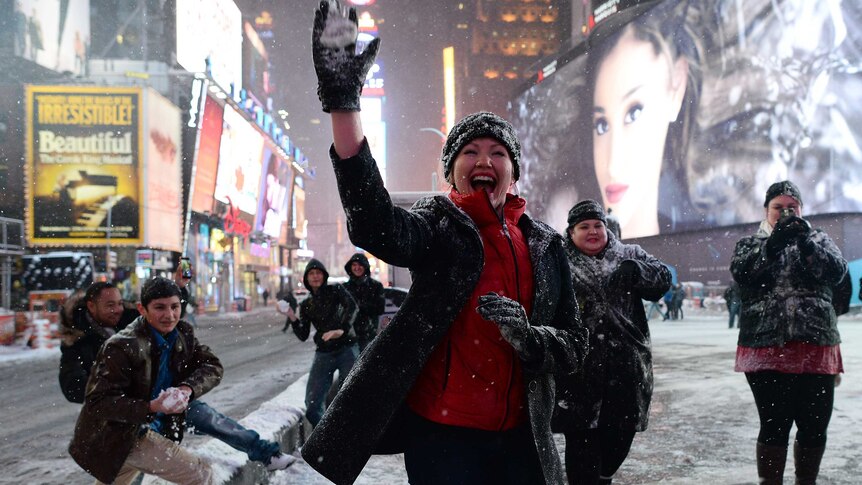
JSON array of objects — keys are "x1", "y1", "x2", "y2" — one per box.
[
  {"x1": 730, "y1": 181, "x2": 848, "y2": 485},
  {"x1": 555, "y1": 200, "x2": 671, "y2": 485}
]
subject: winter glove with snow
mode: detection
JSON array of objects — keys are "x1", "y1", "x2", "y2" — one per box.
[
  {"x1": 312, "y1": 0, "x2": 380, "y2": 112},
  {"x1": 767, "y1": 216, "x2": 809, "y2": 258},
  {"x1": 476, "y1": 292, "x2": 537, "y2": 359},
  {"x1": 609, "y1": 259, "x2": 640, "y2": 291},
  {"x1": 798, "y1": 234, "x2": 818, "y2": 258}
]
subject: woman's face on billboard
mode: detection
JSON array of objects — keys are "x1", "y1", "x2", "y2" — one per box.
[{"x1": 592, "y1": 27, "x2": 687, "y2": 238}]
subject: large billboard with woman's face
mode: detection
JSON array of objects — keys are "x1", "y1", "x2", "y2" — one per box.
[
  {"x1": 511, "y1": 0, "x2": 862, "y2": 239},
  {"x1": 254, "y1": 146, "x2": 292, "y2": 239}
]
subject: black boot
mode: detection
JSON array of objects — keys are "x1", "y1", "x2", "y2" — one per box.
[
  {"x1": 757, "y1": 442, "x2": 787, "y2": 485},
  {"x1": 794, "y1": 441, "x2": 825, "y2": 485}
]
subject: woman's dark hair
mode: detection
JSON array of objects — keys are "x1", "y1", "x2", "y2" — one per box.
[
  {"x1": 140, "y1": 277, "x2": 182, "y2": 307},
  {"x1": 586, "y1": 1, "x2": 702, "y2": 207}
]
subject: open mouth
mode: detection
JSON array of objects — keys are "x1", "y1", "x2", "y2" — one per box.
[{"x1": 470, "y1": 175, "x2": 497, "y2": 193}]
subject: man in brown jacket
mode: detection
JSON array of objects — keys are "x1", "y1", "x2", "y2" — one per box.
[{"x1": 69, "y1": 277, "x2": 223, "y2": 484}]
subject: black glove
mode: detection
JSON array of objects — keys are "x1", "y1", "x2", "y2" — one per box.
[
  {"x1": 312, "y1": 0, "x2": 381, "y2": 112},
  {"x1": 798, "y1": 235, "x2": 817, "y2": 258},
  {"x1": 476, "y1": 292, "x2": 535, "y2": 357},
  {"x1": 608, "y1": 259, "x2": 639, "y2": 290},
  {"x1": 767, "y1": 216, "x2": 809, "y2": 257}
]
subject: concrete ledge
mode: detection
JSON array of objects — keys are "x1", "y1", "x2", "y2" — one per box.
[{"x1": 143, "y1": 374, "x2": 311, "y2": 485}]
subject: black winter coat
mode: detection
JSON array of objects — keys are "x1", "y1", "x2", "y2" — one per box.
[
  {"x1": 294, "y1": 283, "x2": 358, "y2": 352},
  {"x1": 301, "y1": 141, "x2": 588, "y2": 485},
  {"x1": 59, "y1": 293, "x2": 129, "y2": 403},
  {"x1": 59, "y1": 289, "x2": 190, "y2": 403},
  {"x1": 343, "y1": 255, "x2": 385, "y2": 341},
  {"x1": 556, "y1": 234, "x2": 671, "y2": 433},
  {"x1": 730, "y1": 222, "x2": 847, "y2": 347},
  {"x1": 68, "y1": 317, "x2": 223, "y2": 483}
]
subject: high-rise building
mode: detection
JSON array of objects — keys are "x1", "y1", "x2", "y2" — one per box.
[{"x1": 451, "y1": 0, "x2": 572, "y2": 116}]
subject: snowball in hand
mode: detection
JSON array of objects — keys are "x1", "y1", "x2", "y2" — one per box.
[
  {"x1": 320, "y1": 2, "x2": 357, "y2": 48},
  {"x1": 158, "y1": 387, "x2": 190, "y2": 413},
  {"x1": 277, "y1": 300, "x2": 290, "y2": 313}
]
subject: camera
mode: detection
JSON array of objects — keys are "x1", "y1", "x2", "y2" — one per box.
[
  {"x1": 779, "y1": 207, "x2": 796, "y2": 221},
  {"x1": 180, "y1": 257, "x2": 192, "y2": 279}
]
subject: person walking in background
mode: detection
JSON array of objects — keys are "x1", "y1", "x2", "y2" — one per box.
[
  {"x1": 662, "y1": 286, "x2": 675, "y2": 321},
  {"x1": 343, "y1": 252, "x2": 385, "y2": 353},
  {"x1": 671, "y1": 283, "x2": 685, "y2": 320},
  {"x1": 284, "y1": 258, "x2": 358, "y2": 428},
  {"x1": 262, "y1": 288, "x2": 270, "y2": 307},
  {"x1": 68, "y1": 277, "x2": 222, "y2": 484},
  {"x1": 724, "y1": 281, "x2": 741, "y2": 329},
  {"x1": 731, "y1": 181, "x2": 848, "y2": 485},
  {"x1": 300, "y1": 3, "x2": 588, "y2": 483},
  {"x1": 60, "y1": 278, "x2": 295, "y2": 473},
  {"x1": 554, "y1": 200, "x2": 671, "y2": 485}
]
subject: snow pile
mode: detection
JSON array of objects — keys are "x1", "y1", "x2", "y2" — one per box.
[{"x1": 143, "y1": 375, "x2": 308, "y2": 485}]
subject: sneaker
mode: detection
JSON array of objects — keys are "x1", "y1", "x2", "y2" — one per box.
[{"x1": 265, "y1": 452, "x2": 297, "y2": 471}]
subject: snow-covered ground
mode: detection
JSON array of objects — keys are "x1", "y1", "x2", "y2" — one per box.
[
  {"x1": 1, "y1": 313, "x2": 859, "y2": 484},
  {"x1": 271, "y1": 314, "x2": 862, "y2": 484}
]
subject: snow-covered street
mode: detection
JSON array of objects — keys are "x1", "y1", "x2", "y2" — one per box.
[
  {"x1": 272, "y1": 314, "x2": 862, "y2": 485},
  {"x1": 0, "y1": 312, "x2": 859, "y2": 484}
]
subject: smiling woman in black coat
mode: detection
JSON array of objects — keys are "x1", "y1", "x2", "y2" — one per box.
[
  {"x1": 555, "y1": 200, "x2": 671, "y2": 485},
  {"x1": 302, "y1": 3, "x2": 588, "y2": 484}
]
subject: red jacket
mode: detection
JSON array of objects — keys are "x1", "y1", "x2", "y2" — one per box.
[{"x1": 406, "y1": 190, "x2": 534, "y2": 431}]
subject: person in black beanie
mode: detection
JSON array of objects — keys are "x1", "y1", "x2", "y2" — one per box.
[
  {"x1": 302, "y1": 3, "x2": 589, "y2": 483},
  {"x1": 731, "y1": 180, "x2": 847, "y2": 485},
  {"x1": 554, "y1": 199, "x2": 671, "y2": 485},
  {"x1": 343, "y1": 253, "x2": 385, "y2": 353}
]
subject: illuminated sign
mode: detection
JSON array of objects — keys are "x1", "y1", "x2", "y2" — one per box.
[
  {"x1": 222, "y1": 198, "x2": 252, "y2": 239},
  {"x1": 26, "y1": 86, "x2": 143, "y2": 246},
  {"x1": 214, "y1": 105, "x2": 264, "y2": 215},
  {"x1": 176, "y1": 0, "x2": 243, "y2": 94},
  {"x1": 143, "y1": 90, "x2": 183, "y2": 252},
  {"x1": 15, "y1": 0, "x2": 90, "y2": 76}
]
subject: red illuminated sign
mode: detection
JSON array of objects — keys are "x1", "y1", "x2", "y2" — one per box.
[{"x1": 223, "y1": 197, "x2": 252, "y2": 240}]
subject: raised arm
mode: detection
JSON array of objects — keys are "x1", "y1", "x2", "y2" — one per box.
[{"x1": 312, "y1": 0, "x2": 377, "y2": 159}]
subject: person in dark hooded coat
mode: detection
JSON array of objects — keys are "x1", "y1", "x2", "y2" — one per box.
[
  {"x1": 303, "y1": 3, "x2": 589, "y2": 484},
  {"x1": 731, "y1": 180, "x2": 847, "y2": 485},
  {"x1": 554, "y1": 200, "x2": 671, "y2": 485},
  {"x1": 285, "y1": 258, "x2": 359, "y2": 427},
  {"x1": 343, "y1": 252, "x2": 385, "y2": 352}
]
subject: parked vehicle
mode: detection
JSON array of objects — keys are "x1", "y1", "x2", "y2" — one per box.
[{"x1": 379, "y1": 287, "x2": 408, "y2": 331}]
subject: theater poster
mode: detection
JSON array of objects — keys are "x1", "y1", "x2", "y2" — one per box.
[{"x1": 26, "y1": 85, "x2": 143, "y2": 245}]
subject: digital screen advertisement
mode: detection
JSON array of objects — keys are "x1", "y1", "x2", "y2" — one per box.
[
  {"x1": 143, "y1": 90, "x2": 182, "y2": 252},
  {"x1": 254, "y1": 145, "x2": 291, "y2": 239},
  {"x1": 510, "y1": 0, "x2": 862, "y2": 238},
  {"x1": 191, "y1": 94, "x2": 225, "y2": 213},
  {"x1": 13, "y1": 0, "x2": 90, "y2": 76},
  {"x1": 213, "y1": 105, "x2": 263, "y2": 216}
]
